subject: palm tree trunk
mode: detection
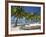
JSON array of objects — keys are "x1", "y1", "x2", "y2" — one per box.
[{"x1": 15, "y1": 17, "x2": 18, "y2": 27}]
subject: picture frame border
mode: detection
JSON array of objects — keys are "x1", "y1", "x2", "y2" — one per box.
[{"x1": 5, "y1": 1, "x2": 45, "y2": 37}]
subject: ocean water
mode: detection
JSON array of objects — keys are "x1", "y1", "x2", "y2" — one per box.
[{"x1": 11, "y1": 16, "x2": 41, "y2": 26}]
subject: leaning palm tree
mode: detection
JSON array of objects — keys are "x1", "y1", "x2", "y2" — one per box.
[{"x1": 11, "y1": 6, "x2": 25, "y2": 26}]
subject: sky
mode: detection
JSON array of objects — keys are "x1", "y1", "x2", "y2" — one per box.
[{"x1": 23, "y1": 6, "x2": 41, "y2": 13}]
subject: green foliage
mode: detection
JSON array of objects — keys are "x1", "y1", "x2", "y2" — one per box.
[
  {"x1": 11, "y1": 6, "x2": 25, "y2": 18},
  {"x1": 11, "y1": 6, "x2": 41, "y2": 21}
]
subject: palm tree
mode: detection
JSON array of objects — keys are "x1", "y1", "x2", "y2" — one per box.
[{"x1": 11, "y1": 6, "x2": 25, "y2": 26}]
